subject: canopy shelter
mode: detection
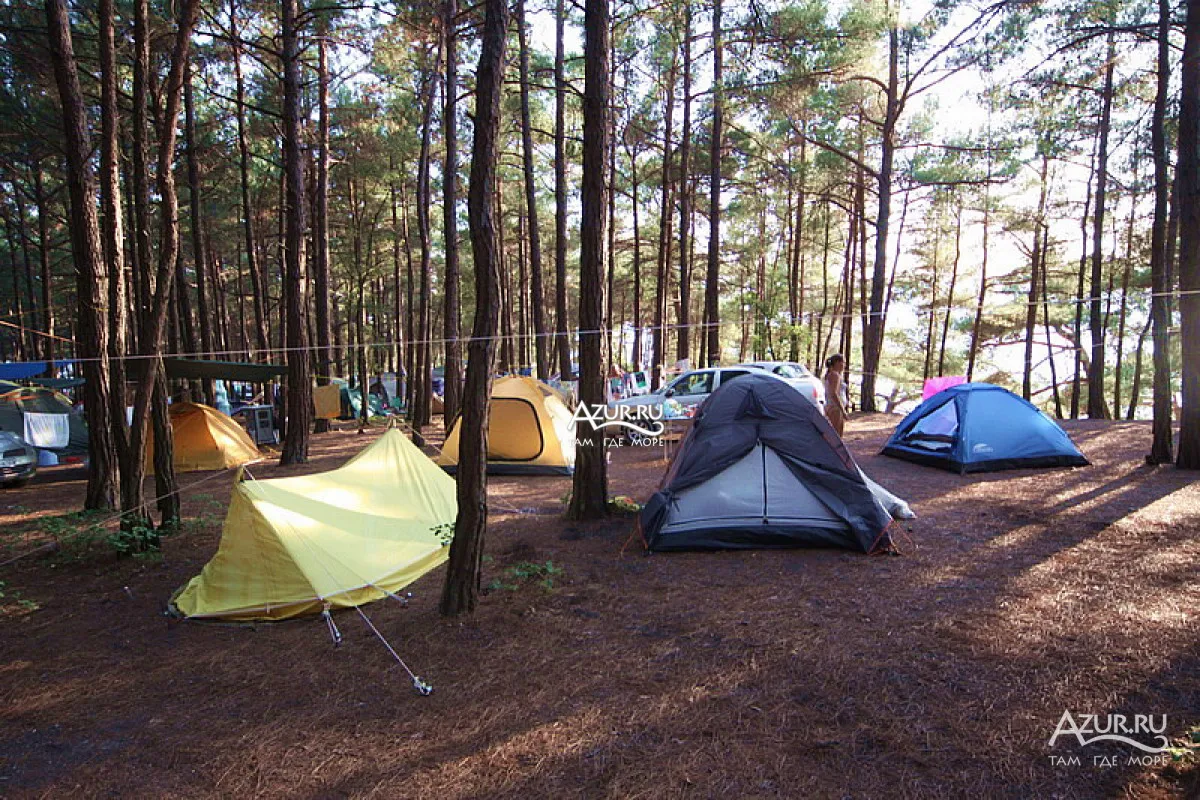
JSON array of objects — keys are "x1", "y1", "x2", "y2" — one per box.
[
  {"x1": 160, "y1": 358, "x2": 288, "y2": 383},
  {"x1": 147, "y1": 402, "x2": 261, "y2": 473},
  {"x1": 170, "y1": 429, "x2": 457, "y2": 621},
  {"x1": 0, "y1": 361, "x2": 75, "y2": 381},
  {"x1": 0, "y1": 382, "x2": 88, "y2": 456},
  {"x1": 882, "y1": 383, "x2": 1089, "y2": 474},
  {"x1": 640, "y1": 373, "x2": 910, "y2": 553},
  {"x1": 438, "y1": 376, "x2": 575, "y2": 475}
]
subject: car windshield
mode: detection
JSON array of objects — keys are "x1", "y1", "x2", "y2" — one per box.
[
  {"x1": 670, "y1": 372, "x2": 714, "y2": 397},
  {"x1": 774, "y1": 364, "x2": 811, "y2": 379}
]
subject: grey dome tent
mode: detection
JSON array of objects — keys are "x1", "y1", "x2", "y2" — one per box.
[
  {"x1": 881, "y1": 383, "x2": 1089, "y2": 474},
  {"x1": 639, "y1": 372, "x2": 912, "y2": 553},
  {"x1": 0, "y1": 381, "x2": 88, "y2": 457}
]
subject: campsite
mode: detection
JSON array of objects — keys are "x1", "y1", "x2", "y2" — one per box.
[
  {"x1": 4, "y1": 0, "x2": 1200, "y2": 793},
  {"x1": 0, "y1": 411, "x2": 1197, "y2": 797}
]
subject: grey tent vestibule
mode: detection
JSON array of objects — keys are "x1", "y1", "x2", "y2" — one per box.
[{"x1": 639, "y1": 372, "x2": 913, "y2": 554}]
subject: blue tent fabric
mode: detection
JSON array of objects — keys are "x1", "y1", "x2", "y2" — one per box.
[{"x1": 882, "y1": 383, "x2": 1089, "y2": 474}]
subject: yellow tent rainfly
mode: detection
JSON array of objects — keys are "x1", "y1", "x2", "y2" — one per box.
[
  {"x1": 438, "y1": 375, "x2": 576, "y2": 475},
  {"x1": 170, "y1": 429, "x2": 458, "y2": 621},
  {"x1": 147, "y1": 402, "x2": 262, "y2": 473}
]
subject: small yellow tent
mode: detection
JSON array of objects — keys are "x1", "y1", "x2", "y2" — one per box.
[
  {"x1": 170, "y1": 429, "x2": 457, "y2": 621},
  {"x1": 313, "y1": 383, "x2": 342, "y2": 420},
  {"x1": 147, "y1": 403, "x2": 261, "y2": 473},
  {"x1": 438, "y1": 376, "x2": 575, "y2": 475}
]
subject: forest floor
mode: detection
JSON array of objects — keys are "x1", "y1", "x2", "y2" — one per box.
[{"x1": 0, "y1": 415, "x2": 1197, "y2": 798}]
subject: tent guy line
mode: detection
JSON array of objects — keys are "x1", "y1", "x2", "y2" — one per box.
[{"x1": 0, "y1": 465, "x2": 239, "y2": 570}]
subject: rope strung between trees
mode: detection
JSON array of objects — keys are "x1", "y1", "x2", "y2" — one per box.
[{"x1": 0, "y1": 287, "x2": 1196, "y2": 366}]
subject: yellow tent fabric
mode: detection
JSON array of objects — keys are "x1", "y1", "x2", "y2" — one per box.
[
  {"x1": 313, "y1": 383, "x2": 342, "y2": 420},
  {"x1": 147, "y1": 402, "x2": 262, "y2": 473},
  {"x1": 171, "y1": 429, "x2": 457, "y2": 621},
  {"x1": 438, "y1": 376, "x2": 575, "y2": 475}
]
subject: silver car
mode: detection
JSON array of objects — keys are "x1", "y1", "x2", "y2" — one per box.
[
  {"x1": 611, "y1": 366, "x2": 759, "y2": 418},
  {"x1": 0, "y1": 431, "x2": 37, "y2": 487},
  {"x1": 737, "y1": 361, "x2": 826, "y2": 413}
]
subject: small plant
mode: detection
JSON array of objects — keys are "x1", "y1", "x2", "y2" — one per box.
[
  {"x1": 106, "y1": 524, "x2": 161, "y2": 557},
  {"x1": 430, "y1": 522, "x2": 455, "y2": 547},
  {"x1": 487, "y1": 560, "x2": 564, "y2": 592},
  {"x1": 607, "y1": 495, "x2": 641, "y2": 514}
]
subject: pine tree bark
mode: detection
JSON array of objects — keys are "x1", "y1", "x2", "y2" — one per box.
[
  {"x1": 280, "y1": 0, "x2": 312, "y2": 464},
  {"x1": 860, "y1": 21, "x2": 900, "y2": 413},
  {"x1": 44, "y1": 0, "x2": 120, "y2": 510},
  {"x1": 517, "y1": 0, "x2": 549, "y2": 380},
  {"x1": 568, "y1": 0, "x2": 610, "y2": 520},
  {"x1": 413, "y1": 44, "x2": 440, "y2": 444},
  {"x1": 1024, "y1": 156, "x2": 1049, "y2": 399},
  {"x1": 31, "y1": 166, "x2": 55, "y2": 371},
  {"x1": 1149, "y1": 0, "x2": 1175, "y2": 462},
  {"x1": 652, "y1": 55, "x2": 677, "y2": 389},
  {"x1": 554, "y1": 0, "x2": 572, "y2": 378},
  {"x1": 704, "y1": 0, "x2": 723, "y2": 365},
  {"x1": 1087, "y1": 32, "x2": 1116, "y2": 420},
  {"x1": 443, "y1": 0, "x2": 463, "y2": 422},
  {"x1": 184, "y1": 63, "x2": 215, "y2": 404},
  {"x1": 314, "y1": 27, "x2": 334, "y2": 433},
  {"x1": 676, "y1": 4, "x2": 693, "y2": 364},
  {"x1": 441, "y1": 0, "x2": 508, "y2": 617},
  {"x1": 230, "y1": 0, "x2": 269, "y2": 357},
  {"x1": 1177, "y1": 0, "x2": 1200, "y2": 468}
]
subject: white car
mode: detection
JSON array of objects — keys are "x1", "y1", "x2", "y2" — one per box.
[
  {"x1": 737, "y1": 361, "x2": 826, "y2": 413},
  {"x1": 0, "y1": 431, "x2": 37, "y2": 487},
  {"x1": 610, "y1": 366, "x2": 759, "y2": 418}
]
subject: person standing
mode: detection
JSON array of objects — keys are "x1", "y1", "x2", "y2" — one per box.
[{"x1": 824, "y1": 353, "x2": 849, "y2": 437}]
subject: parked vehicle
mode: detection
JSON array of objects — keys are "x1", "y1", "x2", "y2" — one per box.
[
  {"x1": 610, "y1": 366, "x2": 758, "y2": 419},
  {"x1": 737, "y1": 361, "x2": 826, "y2": 412},
  {"x1": 0, "y1": 431, "x2": 37, "y2": 487}
]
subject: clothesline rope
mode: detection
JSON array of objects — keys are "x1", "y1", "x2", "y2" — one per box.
[{"x1": 0, "y1": 287, "x2": 1197, "y2": 366}]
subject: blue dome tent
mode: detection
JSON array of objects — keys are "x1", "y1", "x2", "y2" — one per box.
[{"x1": 882, "y1": 383, "x2": 1089, "y2": 474}]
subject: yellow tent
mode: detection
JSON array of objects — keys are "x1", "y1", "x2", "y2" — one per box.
[
  {"x1": 147, "y1": 402, "x2": 261, "y2": 473},
  {"x1": 438, "y1": 376, "x2": 575, "y2": 475},
  {"x1": 170, "y1": 429, "x2": 457, "y2": 621},
  {"x1": 313, "y1": 383, "x2": 342, "y2": 420}
]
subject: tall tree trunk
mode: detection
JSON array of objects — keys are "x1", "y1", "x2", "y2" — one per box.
[
  {"x1": 1177, "y1": 0, "x2": 1200, "y2": 468},
  {"x1": 314, "y1": 27, "x2": 334, "y2": 433},
  {"x1": 44, "y1": 0, "x2": 120, "y2": 510},
  {"x1": 517, "y1": 0, "x2": 549, "y2": 380},
  {"x1": 629, "y1": 146, "x2": 642, "y2": 370},
  {"x1": 279, "y1": 0, "x2": 312, "y2": 465},
  {"x1": 413, "y1": 45, "x2": 440, "y2": 444},
  {"x1": 1127, "y1": 323, "x2": 1149, "y2": 420},
  {"x1": 31, "y1": 166, "x2": 55, "y2": 372},
  {"x1": 938, "y1": 200, "x2": 962, "y2": 377},
  {"x1": 704, "y1": 0, "x2": 723, "y2": 365},
  {"x1": 569, "y1": 0, "x2": 609, "y2": 520},
  {"x1": 1149, "y1": 0, "x2": 1175, "y2": 462},
  {"x1": 652, "y1": 56, "x2": 677, "y2": 389},
  {"x1": 1040, "y1": 224, "x2": 1063, "y2": 418},
  {"x1": 676, "y1": 4, "x2": 693, "y2": 363},
  {"x1": 441, "y1": 0, "x2": 508, "y2": 616},
  {"x1": 1087, "y1": 31, "x2": 1116, "y2": 420},
  {"x1": 123, "y1": 0, "x2": 198, "y2": 529},
  {"x1": 554, "y1": 0, "x2": 571, "y2": 378},
  {"x1": 230, "y1": 0, "x2": 269, "y2": 357},
  {"x1": 860, "y1": 21, "x2": 900, "y2": 413},
  {"x1": 1024, "y1": 155, "x2": 1049, "y2": 399},
  {"x1": 443, "y1": 0, "x2": 463, "y2": 422},
  {"x1": 184, "y1": 63, "x2": 215, "y2": 404}
]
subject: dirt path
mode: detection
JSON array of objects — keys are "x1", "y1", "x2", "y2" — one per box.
[{"x1": 0, "y1": 417, "x2": 1196, "y2": 798}]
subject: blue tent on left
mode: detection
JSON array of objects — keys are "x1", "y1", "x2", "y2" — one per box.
[{"x1": 882, "y1": 383, "x2": 1088, "y2": 474}]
